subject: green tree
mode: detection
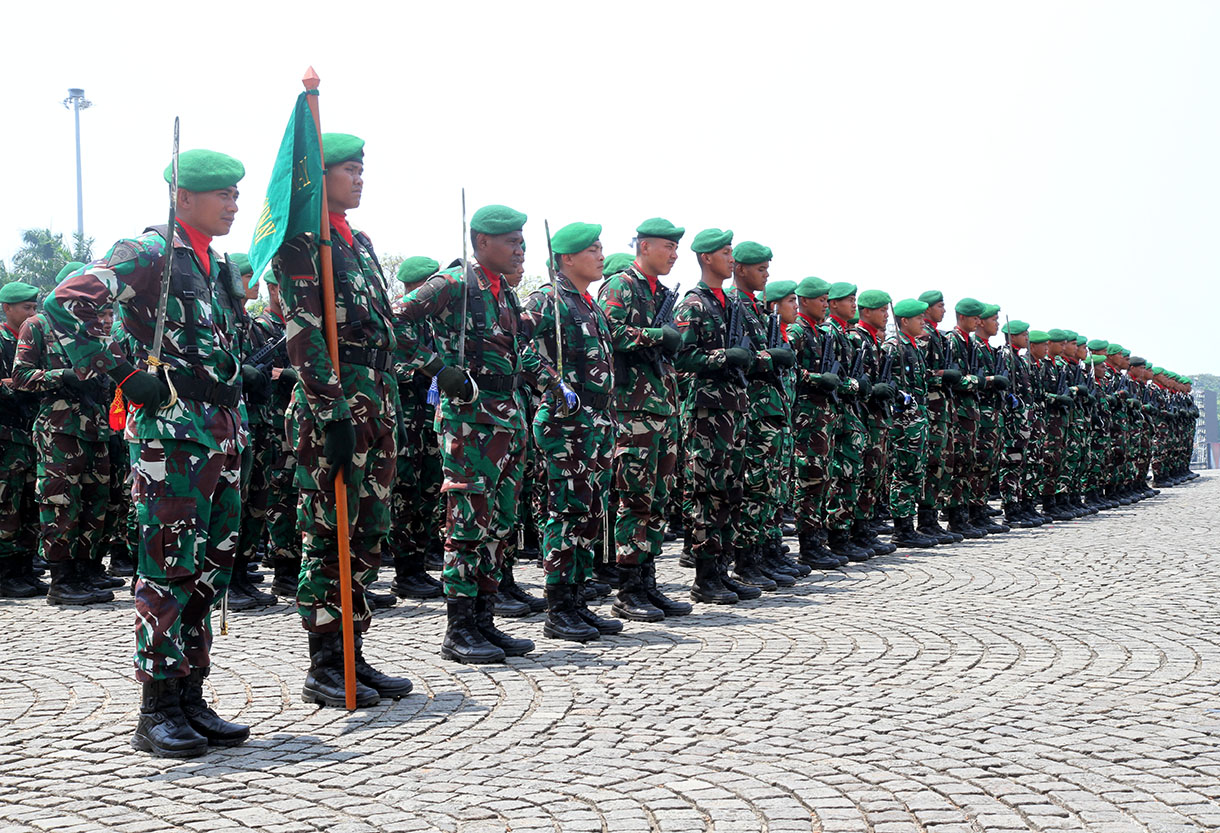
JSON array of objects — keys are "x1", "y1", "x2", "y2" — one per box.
[
  {"x1": 71, "y1": 232, "x2": 94, "y2": 263},
  {"x1": 4, "y1": 228, "x2": 73, "y2": 294}
]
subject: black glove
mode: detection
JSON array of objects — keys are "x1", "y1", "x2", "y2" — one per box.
[
  {"x1": 871, "y1": 382, "x2": 895, "y2": 401},
  {"x1": 817, "y1": 372, "x2": 841, "y2": 393},
  {"x1": 272, "y1": 233, "x2": 318, "y2": 280},
  {"x1": 241, "y1": 364, "x2": 270, "y2": 401},
  {"x1": 724, "y1": 347, "x2": 753, "y2": 370},
  {"x1": 856, "y1": 376, "x2": 872, "y2": 400},
  {"x1": 1055, "y1": 394, "x2": 1073, "y2": 407},
  {"x1": 990, "y1": 374, "x2": 1009, "y2": 391},
  {"x1": 278, "y1": 366, "x2": 299, "y2": 384},
  {"x1": 765, "y1": 347, "x2": 795, "y2": 369},
  {"x1": 941, "y1": 368, "x2": 963, "y2": 385},
  {"x1": 323, "y1": 418, "x2": 356, "y2": 485},
  {"x1": 108, "y1": 361, "x2": 170, "y2": 411},
  {"x1": 436, "y1": 364, "x2": 476, "y2": 402},
  {"x1": 60, "y1": 371, "x2": 90, "y2": 393},
  {"x1": 660, "y1": 325, "x2": 682, "y2": 354}
]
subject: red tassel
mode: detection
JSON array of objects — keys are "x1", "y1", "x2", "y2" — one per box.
[{"x1": 109, "y1": 386, "x2": 127, "y2": 432}]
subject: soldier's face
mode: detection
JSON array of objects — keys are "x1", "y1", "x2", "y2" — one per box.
[
  {"x1": 268, "y1": 282, "x2": 282, "y2": 315},
  {"x1": 3, "y1": 301, "x2": 36, "y2": 329},
  {"x1": 1031, "y1": 342, "x2": 1048, "y2": 360},
  {"x1": 326, "y1": 162, "x2": 363, "y2": 212},
  {"x1": 828, "y1": 296, "x2": 856, "y2": 321},
  {"x1": 898, "y1": 316, "x2": 923, "y2": 338},
  {"x1": 701, "y1": 246, "x2": 734, "y2": 281},
  {"x1": 1048, "y1": 341, "x2": 1062, "y2": 356},
  {"x1": 956, "y1": 314, "x2": 979, "y2": 334},
  {"x1": 736, "y1": 262, "x2": 768, "y2": 293},
  {"x1": 638, "y1": 238, "x2": 678, "y2": 277},
  {"x1": 177, "y1": 187, "x2": 239, "y2": 237},
  {"x1": 477, "y1": 231, "x2": 525, "y2": 275},
  {"x1": 860, "y1": 306, "x2": 887, "y2": 330},
  {"x1": 563, "y1": 241, "x2": 604, "y2": 285},
  {"x1": 981, "y1": 317, "x2": 998, "y2": 337},
  {"x1": 925, "y1": 300, "x2": 945, "y2": 322},
  {"x1": 775, "y1": 295, "x2": 797, "y2": 325},
  {"x1": 1012, "y1": 333, "x2": 1029, "y2": 350},
  {"x1": 504, "y1": 265, "x2": 524, "y2": 288}
]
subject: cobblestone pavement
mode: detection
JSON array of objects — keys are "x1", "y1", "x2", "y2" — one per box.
[{"x1": 1, "y1": 475, "x2": 1218, "y2": 833}]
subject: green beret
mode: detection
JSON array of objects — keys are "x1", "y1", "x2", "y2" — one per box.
[
  {"x1": 0, "y1": 281, "x2": 38, "y2": 304},
  {"x1": 1085, "y1": 354, "x2": 1106, "y2": 365},
  {"x1": 691, "y1": 228, "x2": 733, "y2": 254},
  {"x1": 1121, "y1": 348, "x2": 1130, "y2": 357},
  {"x1": 1062, "y1": 330, "x2": 1078, "y2": 341},
  {"x1": 893, "y1": 298, "x2": 928, "y2": 318},
  {"x1": 828, "y1": 281, "x2": 857, "y2": 301},
  {"x1": 1181, "y1": 376, "x2": 1191, "y2": 385},
  {"x1": 857, "y1": 289, "x2": 891, "y2": 309},
  {"x1": 635, "y1": 217, "x2": 684, "y2": 243},
  {"x1": 732, "y1": 241, "x2": 772, "y2": 265},
  {"x1": 550, "y1": 222, "x2": 602, "y2": 255},
  {"x1": 603, "y1": 253, "x2": 635, "y2": 276},
  {"x1": 1046, "y1": 328, "x2": 1069, "y2": 342},
  {"x1": 471, "y1": 204, "x2": 528, "y2": 236},
  {"x1": 321, "y1": 133, "x2": 364, "y2": 167},
  {"x1": 1105, "y1": 343, "x2": 1122, "y2": 355},
  {"x1": 1001, "y1": 319, "x2": 1029, "y2": 335},
  {"x1": 56, "y1": 262, "x2": 85, "y2": 281},
  {"x1": 1128, "y1": 356, "x2": 1146, "y2": 367},
  {"x1": 1075, "y1": 335, "x2": 1087, "y2": 346},
  {"x1": 1028, "y1": 330, "x2": 1051, "y2": 344},
  {"x1": 1087, "y1": 338, "x2": 1109, "y2": 351},
  {"x1": 918, "y1": 290, "x2": 944, "y2": 305},
  {"x1": 979, "y1": 303, "x2": 1000, "y2": 319},
  {"x1": 397, "y1": 256, "x2": 440, "y2": 284},
  {"x1": 1150, "y1": 366, "x2": 1163, "y2": 375},
  {"x1": 795, "y1": 276, "x2": 830, "y2": 298},
  {"x1": 166, "y1": 149, "x2": 245, "y2": 192},
  {"x1": 764, "y1": 280, "x2": 797, "y2": 303},
  {"x1": 955, "y1": 297, "x2": 984, "y2": 317},
  {"x1": 229, "y1": 253, "x2": 253, "y2": 277}
]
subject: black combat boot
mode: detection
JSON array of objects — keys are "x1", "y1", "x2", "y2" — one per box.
[
  {"x1": 46, "y1": 561, "x2": 107, "y2": 605},
  {"x1": 1017, "y1": 500, "x2": 1046, "y2": 526},
  {"x1": 543, "y1": 584, "x2": 600, "y2": 643},
  {"x1": 1003, "y1": 504, "x2": 1035, "y2": 529},
  {"x1": 848, "y1": 522, "x2": 878, "y2": 558},
  {"x1": 364, "y1": 586, "x2": 398, "y2": 610},
  {"x1": 718, "y1": 553, "x2": 761, "y2": 600},
  {"x1": 690, "y1": 558, "x2": 738, "y2": 605},
  {"x1": 641, "y1": 559, "x2": 693, "y2": 616},
  {"x1": 0, "y1": 557, "x2": 38, "y2": 598},
  {"x1": 798, "y1": 530, "x2": 842, "y2": 570},
  {"x1": 971, "y1": 504, "x2": 1009, "y2": 534},
  {"x1": 582, "y1": 576, "x2": 613, "y2": 601},
  {"x1": 271, "y1": 555, "x2": 301, "y2": 598},
  {"x1": 391, "y1": 551, "x2": 443, "y2": 600},
  {"x1": 892, "y1": 516, "x2": 937, "y2": 548},
  {"x1": 131, "y1": 678, "x2": 209, "y2": 758},
  {"x1": 302, "y1": 632, "x2": 381, "y2": 706},
  {"x1": 498, "y1": 560, "x2": 546, "y2": 613},
  {"x1": 519, "y1": 518, "x2": 542, "y2": 563},
  {"x1": 474, "y1": 593, "x2": 534, "y2": 656},
  {"x1": 947, "y1": 507, "x2": 985, "y2": 539},
  {"x1": 592, "y1": 544, "x2": 621, "y2": 589},
  {"x1": 227, "y1": 556, "x2": 275, "y2": 610},
  {"x1": 612, "y1": 564, "x2": 665, "y2": 622},
  {"x1": 828, "y1": 527, "x2": 871, "y2": 562},
  {"x1": 573, "y1": 581, "x2": 623, "y2": 635},
  {"x1": 19, "y1": 553, "x2": 48, "y2": 596},
  {"x1": 678, "y1": 528, "x2": 695, "y2": 569},
  {"x1": 861, "y1": 520, "x2": 897, "y2": 555},
  {"x1": 180, "y1": 666, "x2": 250, "y2": 746},
  {"x1": 440, "y1": 597, "x2": 505, "y2": 664},
  {"x1": 424, "y1": 539, "x2": 444, "y2": 571},
  {"x1": 917, "y1": 508, "x2": 959, "y2": 545},
  {"x1": 352, "y1": 635, "x2": 413, "y2": 699},
  {"x1": 764, "y1": 538, "x2": 809, "y2": 577},
  {"x1": 732, "y1": 546, "x2": 779, "y2": 590},
  {"x1": 108, "y1": 539, "x2": 135, "y2": 577}
]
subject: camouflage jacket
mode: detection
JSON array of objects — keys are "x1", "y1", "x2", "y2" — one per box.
[
  {"x1": 521, "y1": 274, "x2": 616, "y2": 426},
  {"x1": 1002, "y1": 346, "x2": 1034, "y2": 408},
  {"x1": 945, "y1": 327, "x2": 981, "y2": 400},
  {"x1": 673, "y1": 281, "x2": 749, "y2": 413},
  {"x1": 852, "y1": 321, "x2": 889, "y2": 419},
  {"x1": 971, "y1": 334, "x2": 1003, "y2": 411},
  {"x1": 788, "y1": 314, "x2": 842, "y2": 406},
  {"x1": 827, "y1": 315, "x2": 863, "y2": 406},
  {"x1": 392, "y1": 299, "x2": 437, "y2": 426},
  {"x1": 400, "y1": 262, "x2": 556, "y2": 430},
  {"x1": 245, "y1": 309, "x2": 291, "y2": 430},
  {"x1": 274, "y1": 223, "x2": 398, "y2": 427},
  {"x1": 882, "y1": 332, "x2": 929, "y2": 402},
  {"x1": 597, "y1": 265, "x2": 677, "y2": 416},
  {"x1": 918, "y1": 319, "x2": 951, "y2": 400},
  {"x1": 12, "y1": 313, "x2": 114, "y2": 440},
  {"x1": 43, "y1": 222, "x2": 246, "y2": 454},
  {"x1": 0, "y1": 324, "x2": 37, "y2": 444},
  {"x1": 727, "y1": 286, "x2": 786, "y2": 420}
]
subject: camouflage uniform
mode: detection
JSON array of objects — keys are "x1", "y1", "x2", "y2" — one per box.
[
  {"x1": 45, "y1": 222, "x2": 247, "y2": 681},
  {"x1": 788, "y1": 314, "x2": 839, "y2": 539},
  {"x1": 521, "y1": 276, "x2": 616, "y2": 586},
  {"x1": 851, "y1": 321, "x2": 891, "y2": 530},
  {"x1": 996, "y1": 345, "x2": 1033, "y2": 512},
  {"x1": 597, "y1": 266, "x2": 678, "y2": 566},
  {"x1": 917, "y1": 319, "x2": 954, "y2": 518},
  {"x1": 0, "y1": 323, "x2": 38, "y2": 587},
  {"x1": 1041, "y1": 356, "x2": 1072, "y2": 503},
  {"x1": 882, "y1": 331, "x2": 929, "y2": 521},
  {"x1": 971, "y1": 335, "x2": 1005, "y2": 508},
  {"x1": 823, "y1": 315, "x2": 867, "y2": 536},
  {"x1": 945, "y1": 327, "x2": 982, "y2": 512},
  {"x1": 400, "y1": 263, "x2": 555, "y2": 598},
  {"x1": 273, "y1": 222, "x2": 397, "y2": 633}
]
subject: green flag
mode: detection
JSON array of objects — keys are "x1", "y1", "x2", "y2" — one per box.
[{"x1": 248, "y1": 91, "x2": 324, "y2": 287}]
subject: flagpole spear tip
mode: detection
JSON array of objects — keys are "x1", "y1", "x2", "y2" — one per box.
[{"x1": 303, "y1": 67, "x2": 321, "y2": 90}]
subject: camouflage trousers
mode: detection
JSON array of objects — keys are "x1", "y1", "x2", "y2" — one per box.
[
  {"x1": 887, "y1": 403, "x2": 929, "y2": 520},
  {"x1": 739, "y1": 414, "x2": 786, "y2": 548},
  {"x1": 667, "y1": 413, "x2": 685, "y2": 526},
  {"x1": 266, "y1": 417, "x2": 301, "y2": 568},
  {"x1": 919, "y1": 391, "x2": 953, "y2": 511},
  {"x1": 948, "y1": 397, "x2": 980, "y2": 509},
  {"x1": 534, "y1": 412, "x2": 614, "y2": 585},
  {"x1": 236, "y1": 422, "x2": 275, "y2": 568},
  {"x1": 682, "y1": 407, "x2": 747, "y2": 561},
  {"x1": 858, "y1": 405, "x2": 890, "y2": 522},
  {"x1": 1022, "y1": 408, "x2": 1047, "y2": 500},
  {"x1": 294, "y1": 376, "x2": 396, "y2": 633},
  {"x1": 35, "y1": 432, "x2": 110, "y2": 565},
  {"x1": 772, "y1": 422, "x2": 794, "y2": 540},
  {"x1": 825, "y1": 403, "x2": 866, "y2": 532},
  {"x1": 1042, "y1": 409, "x2": 1069, "y2": 497},
  {"x1": 0, "y1": 440, "x2": 35, "y2": 562},
  {"x1": 612, "y1": 412, "x2": 676, "y2": 566},
  {"x1": 390, "y1": 405, "x2": 442, "y2": 567},
  {"x1": 131, "y1": 438, "x2": 241, "y2": 682},
  {"x1": 439, "y1": 418, "x2": 525, "y2": 598},
  {"x1": 792, "y1": 397, "x2": 837, "y2": 535},
  {"x1": 105, "y1": 433, "x2": 135, "y2": 560},
  {"x1": 1060, "y1": 412, "x2": 1088, "y2": 494},
  {"x1": 997, "y1": 406, "x2": 1030, "y2": 506},
  {"x1": 505, "y1": 397, "x2": 539, "y2": 568},
  {"x1": 971, "y1": 406, "x2": 1002, "y2": 504}
]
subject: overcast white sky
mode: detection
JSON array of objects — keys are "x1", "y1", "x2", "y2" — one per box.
[{"x1": 3, "y1": 1, "x2": 1217, "y2": 374}]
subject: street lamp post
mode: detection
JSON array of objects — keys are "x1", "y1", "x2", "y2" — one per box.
[{"x1": 62, "y1": 88, "x2": 93, "y2": 246}]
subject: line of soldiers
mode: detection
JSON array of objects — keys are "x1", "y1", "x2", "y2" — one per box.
[{"x1": 0, "y1": 134, "x2": 1202, "y2": 759}]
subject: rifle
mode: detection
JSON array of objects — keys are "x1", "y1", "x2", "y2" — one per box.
[
  {"x1": 726, "y1": 297, "x2": 750, "y2": 386},
  {"x1": 1003, "y1": 315, "x2": 1021, "y2": 410},
  {"x1": 247, "y1": 334, "x2": 287, "y2": 373},
  {"x1": 766, "y1": 312, "x2": 783, "y2": 349},
  {"x1": 651, "y1": 282, "x2": 680, "y2": 328},
  {"x1": 147, "y1": 117, "x2": 180, "y2": 411},
  {"x1": 543, "y1": 220, "x2": 579, "y2": 414}
]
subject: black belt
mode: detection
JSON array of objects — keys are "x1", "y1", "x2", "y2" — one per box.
[
  {"x1": 337, "y1": 344, "x2": 393, "y2": 373},
  {"x1": 570, "y1": 386, "x2": 612, "y2": 410},
  {"x1": 474, "y1": 371, "x2": 522, "y2": 393},
  {"x1": 170, "y1": 371, "x2": 242, "y2": 409}
]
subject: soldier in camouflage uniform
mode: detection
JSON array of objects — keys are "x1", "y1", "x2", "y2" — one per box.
[
  {"x1": 0, "y1": 281, "x2": 46, "y2": 598},
  {"x1": 762, "y1": 280, "x2": 800, "y2": 555},
  {"x1": 13, "y1": 296, "x2": 119, "y2": 605},
  {"x1": 943, "y1": 298, "x2": 988, "y2": 538},
  {"x1": 388, "y1": 256, "x2": 444, "y2": 601},
  {"x1": 884, "y1": 299, "x2": 937, "y2": 548},
  {"x1": 401, "y1": 203, "x2": 561, "y2": 663},
  {"x1": 726, "y1": 242, "x2": 801, "y2": 588},
  {"x1": 521, "y1": 222, "x2": 622, "y2": 641},
  {"x1": 46, "y1": 149, "x2": 250, "y2": 757},
  {"x1": 914, "y1": 291, "x2": 962, "y2": 545},
  {"x1": 272, "y1": 134, "x2": 412, "y2": 707},
  {"x1": 597, "y1": 218, "x2": 690, "y2": 622},
  {"x1": 1038, "y1": 330, "x2": 1077, "y2": 521},
  {"x1": 1023, "y1": 330, "x2": 1057, "y2": 521},
  {"x1": 851, "y1": 290, "x2": 898, "y2": 555},
  {"x1": 995, "y1": 320, "x2": 1042, "y2": 528},
  {"x1": 968, "y1": 305, "x2": 1011, "y2": 534}
]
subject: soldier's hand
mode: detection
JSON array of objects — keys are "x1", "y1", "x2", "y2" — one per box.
[
  {"x1": 660, "y1": 325, "x2": 682, "y2": 354},
  {"x1": 548, "y1": 382, "x2": 578, "y2": 418},
  {"x1": 108, "y1": 361, "x2": 170, "y2": 411},
  {"x1": 990, "y1": 374, "x2": 1010, "y2": 391},
  {"x1": 765, "y1": 347, "x2": 795, "y2": 368},
  {"x1": 871, "y1": 381, "x2": 895, "y2": 401},
  {"x1": 323, "y1": 418, "x2": 357, "y2": 485},
  {"x1": 436, "y1": 365, "x2": 476, "y2": 402},
  {"x1": 941, "y1": 368, "x2": 963, "y2": 385},
  {"x1": 817, "y1": 372, "x2": 841, "y2": 393},
  {"x1": 241, "y1": 364, "x2": 270, "y2": 401},
  {"x1": 856, "y1": 376, "x2": 872, "y2": 399},
  {"x1": 273, "y1": 233, "x2": 319, "y2": 280},
  {"x1": 724, "y1": 347, "x2": 753, "y2": 370},
  {"x1": 61, "y1": 371, "x2": 90, "y2": 393},
  {"x1": 279, "y1": 366, "x2": 299, "y2": 384},
  {"x1": 1055, "y1": 394, "x2": 1073, "y2": 407}
]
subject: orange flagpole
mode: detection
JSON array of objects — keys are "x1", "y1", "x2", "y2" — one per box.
[{"x1": 302, "y1": 66, "x2": 357, "y2": 710}]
